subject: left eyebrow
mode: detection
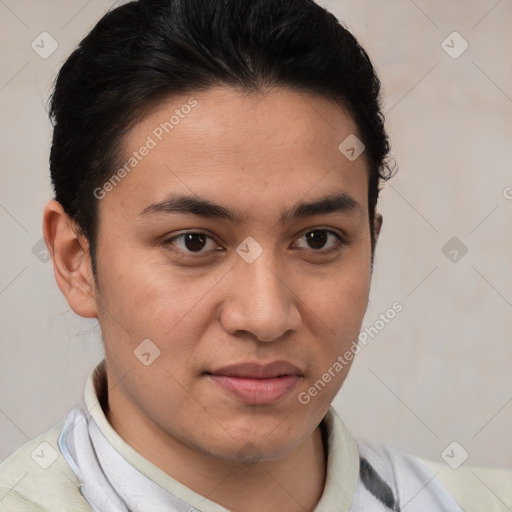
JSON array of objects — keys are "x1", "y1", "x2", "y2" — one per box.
[
  {"x1": 285, "y1": 192, "x2": 363, "y2": 222},
  {"x1": 139, "y1": 192, "x2": 364, "y2": 224}
]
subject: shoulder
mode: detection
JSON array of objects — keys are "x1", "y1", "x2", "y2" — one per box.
[
  {"x1": 356, "y1": 439, "x2": 512, "y2": 512},
  {"x1": 419, "y1": 456, "x2": 512, "y2": 512},
  {"x1": 0, "y1": 420, "x2": 92, "y2": 511}
]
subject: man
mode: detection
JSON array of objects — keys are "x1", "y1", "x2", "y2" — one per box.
[{"x1": 1, "y1": 0, "x2": 510, "y2": 510}]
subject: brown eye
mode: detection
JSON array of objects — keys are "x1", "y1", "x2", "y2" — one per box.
[
  {"x1": 305, "y1": 230, "x2": 328, "y2": 249},
  {"x1": 295, "y1": 229, "x2": 345, "y2": 252},
  {"x1": 164, "y1": 232, "x2": 219, "y2": 254},
  {"x1": 182, "y1": 233, "x2": 207, "y2": 251}
]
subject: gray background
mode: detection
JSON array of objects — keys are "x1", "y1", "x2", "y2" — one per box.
[{"x1": 1, "y1": 0, "x2": 511, "y2": 470}]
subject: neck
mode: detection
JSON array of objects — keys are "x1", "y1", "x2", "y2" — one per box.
[{"x1": 106, "y1": 397, "x2": 327, "y2": 512}]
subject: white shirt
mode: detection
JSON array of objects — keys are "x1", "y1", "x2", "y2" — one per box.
[{"x1": 1, "y1": 359, "x2": 511, "y2": 511}]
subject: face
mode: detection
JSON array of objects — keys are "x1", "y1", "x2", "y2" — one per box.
[{"x1": 92, "y1": 86, "x2": 374, "y2": 463}]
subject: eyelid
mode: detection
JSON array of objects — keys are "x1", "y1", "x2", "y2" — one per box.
[
  {"x1": 295, "y1": 226, "x2": 347, "y2": 243},
  {"x1": 292, "y1": 227, "x2": 347, "y2": 251},
  {"x1": 161, "y1": 231, "x2": 222, "y2": 256},
  {"x1": 161, "y1": 227, "x2": 348, "y2": 256}
]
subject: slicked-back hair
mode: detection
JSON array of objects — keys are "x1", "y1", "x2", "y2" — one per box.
[{"x1": 48, "y1": 0, "x2": 393, "y2": 276}]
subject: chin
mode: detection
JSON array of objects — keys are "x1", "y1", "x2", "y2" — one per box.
[
  {"x1": 225, "y1": 424, "x2": 302, "y2": 461},
  {"x1": 214, "y1": 437, "x2": 297, "y2": 465}
]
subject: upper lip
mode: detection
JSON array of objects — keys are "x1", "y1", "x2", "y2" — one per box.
[{"x1": 208, "y1": 361, "x2": 303, "y2": 378}]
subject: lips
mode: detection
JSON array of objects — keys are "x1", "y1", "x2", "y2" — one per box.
[
  {"x1": 206, "y1": 361, "x2": 303, "y2": 404},
  {"x1": 209, "y1": 361, "x2": 303, "y2": 379}
]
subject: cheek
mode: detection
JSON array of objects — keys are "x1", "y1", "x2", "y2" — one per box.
[
  {"x1": 328, "y1": 275, "x2": 370, "y2": 335},
  {"x1": 306, "y1": 256, "x2": 371, "y2": 331},
  {"x1": 302, "y1": 255, "x2": 371, "y2": 382},
  {"x1": 95, "y1": 239, "x2": 203, "y2": 334}
]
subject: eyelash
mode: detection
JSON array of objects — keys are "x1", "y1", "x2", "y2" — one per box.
[{"x1": 161, "y1": 228, "x2": 347, "y2": 257}]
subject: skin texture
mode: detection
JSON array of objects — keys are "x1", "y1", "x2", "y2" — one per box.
[{"x1": 43, "y1": 86, "x2": 382, "y2": 512}]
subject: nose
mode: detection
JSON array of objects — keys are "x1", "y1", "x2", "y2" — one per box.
[{"x1": 220, "y1": 251, "x2": 302, "y2": 342}]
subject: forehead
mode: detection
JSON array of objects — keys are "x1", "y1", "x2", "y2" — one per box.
[{"x1": 98, "y1": 86, "x2": 369, "y2": 224}]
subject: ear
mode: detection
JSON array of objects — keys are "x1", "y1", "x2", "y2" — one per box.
[
  {"x1": 43, "y1": 199, "x2": 98, "y2": 318},
  {"x1": 374, "y1": 213, "x2": 383, "y2": 240},
  {"x1": 371, "y1": 213, "x2": 383, "y2": 262}
]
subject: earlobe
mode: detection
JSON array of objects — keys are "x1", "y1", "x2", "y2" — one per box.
[{"x1": 42, "y1": 200, "x2": 98, "y2": 318}]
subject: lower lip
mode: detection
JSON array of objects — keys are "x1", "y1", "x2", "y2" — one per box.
[{"x1": 208, "y1": 374, "x2": 300, "y2": 404}]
